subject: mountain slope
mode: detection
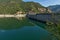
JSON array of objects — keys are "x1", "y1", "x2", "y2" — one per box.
[
  {"x1": 48, "y1": 5, "x2": 60, "y2": 13},
  {"x1": 0, "y1": 0, "x2": 50, "y2": 14},
  {"x1": 0, "y1": 0, "x2": 24, "y2": 14}
]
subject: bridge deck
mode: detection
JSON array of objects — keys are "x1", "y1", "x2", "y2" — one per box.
[{"x1": 27, "y1": 14, "x2": 60, "y2": 24}]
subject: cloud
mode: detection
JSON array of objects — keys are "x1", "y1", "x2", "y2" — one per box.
[
  {"x1": 23, "y1": 0, "x2": 60, "y2": 7},
  {"x1": 39, "y1": 0, "x2": 60, "y2": 6}
]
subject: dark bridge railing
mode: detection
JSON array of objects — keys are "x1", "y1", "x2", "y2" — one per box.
[{"x1": 26, "y1": 13, "x2": 60, "y2": 25}]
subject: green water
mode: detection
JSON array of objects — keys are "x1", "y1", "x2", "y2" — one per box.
[
  {"x1": 0, "y1": 17, "x2": 34, "y2": 30},
  {"x1": 0, "y1": 17, "x2": 57, "y2": 40}
]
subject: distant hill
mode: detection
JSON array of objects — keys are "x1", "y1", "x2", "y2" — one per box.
[
  {"x1": 0, "y1": 0, "x2": 51, "y2": 14},
  {"x1": 48, "y1": 5, "x2": 60, "y2": 13}
]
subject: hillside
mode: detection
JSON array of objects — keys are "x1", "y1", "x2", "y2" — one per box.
[
  {"x1": 0, "y1": 0, "x2": 51, "y2": 14},
  {"x1": 0, "y1": 0, "x2": 24, "y2": 14},
  {"x1": 24, "y1": 2, "x2": 45, "y2": 13},
  {"x1": 48, "y1": 5, "x2": 60, "y2": 13}
]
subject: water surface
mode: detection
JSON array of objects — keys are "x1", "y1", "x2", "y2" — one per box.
[{"x1": 0, "y1": 17, "x2": 57, "y2": 40}]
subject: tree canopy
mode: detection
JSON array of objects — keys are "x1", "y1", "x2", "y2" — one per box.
[{"x1": 0, "y1": 0, "x2": 44, "y2": 14}]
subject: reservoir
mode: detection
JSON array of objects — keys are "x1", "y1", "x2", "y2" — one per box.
[{"x1": 0, "y1": 17, "x2": 57, "y2": 40}]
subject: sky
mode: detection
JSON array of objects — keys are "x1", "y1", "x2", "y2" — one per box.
[{"x1": 23, "y1": 0, "x2": 60, "y2": 7}]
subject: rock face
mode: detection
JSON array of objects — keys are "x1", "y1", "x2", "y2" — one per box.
[
  {"x1": 48, "y1": 5, "x2": 60, "y2": 13},
  {"x1": 38, "y1": 8, "x2": 46, "y2": 13},
  {"x1": 47, "y1": 8, "x2": 52, "y2": 13},
  {"x1": 38, "y1": 8, "x2": 52, "y2": 13}
]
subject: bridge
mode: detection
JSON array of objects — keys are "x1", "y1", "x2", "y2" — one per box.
[{"x1": 27, "y1": 13, "x2": 60, "y2": 25}]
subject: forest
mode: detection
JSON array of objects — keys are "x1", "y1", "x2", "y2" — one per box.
[{"x1": 0, "y1": 0, "x2": 45, "y2": 14}]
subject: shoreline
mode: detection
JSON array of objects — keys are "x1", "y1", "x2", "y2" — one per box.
[{"x1": 0, "y1": 14, "x2": 26, "y2": 18}]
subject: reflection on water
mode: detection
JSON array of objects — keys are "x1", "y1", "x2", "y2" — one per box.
[
  {"x1": 0, "y1": 26, "x2": 57, "y2": 40},
  {"x1": 0, "y1": 17, "x2": 57, "y2": 40},
  {"x1": 0, "y1": 17, "x2": 34, "y2": 30},
  {"x1": 0, "y1": 30, "x2": 5, "y2": 32},
  {"x1": 15, "y1": 17, "x2": 24, "y2": 20}
]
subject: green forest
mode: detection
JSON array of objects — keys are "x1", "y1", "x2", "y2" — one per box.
[{"x1": 0, "y1": 0, "x2": 45, "y2": 14}]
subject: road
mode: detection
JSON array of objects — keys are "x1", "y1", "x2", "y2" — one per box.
[{"x1": 0, "y1": 14, "x2": 26, "y2": 18}]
